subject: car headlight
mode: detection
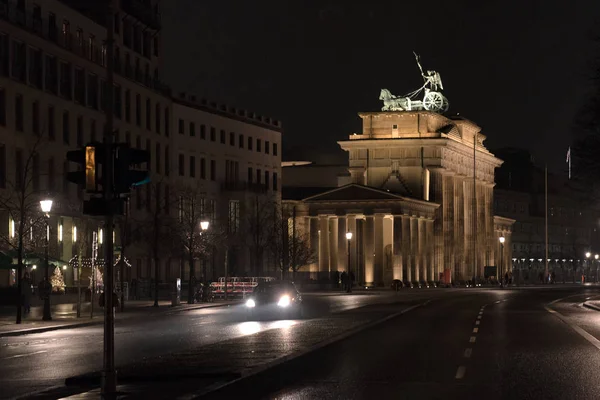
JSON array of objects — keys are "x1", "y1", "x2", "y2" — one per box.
[
  {"x1": 277, "y1": 295, "x2": 291, "y2": 308},
  {"x1": 246, "y1": 299, "x2": 256, "y2": 308}
]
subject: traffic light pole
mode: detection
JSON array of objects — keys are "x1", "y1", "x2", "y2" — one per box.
[{"x1": 102, "y1": 0, "x2": 117, "y2": 396}]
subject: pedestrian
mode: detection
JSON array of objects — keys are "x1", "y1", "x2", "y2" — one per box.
[
  {"x1": 21, "y1": 271, "x2": 31, "y2": 314},
  {"x1": 348, "y1": 271, "x2": 355, "y2": 293},
  {"x1": 340, "y1": 271, "x2": 347, "y2": 292}
]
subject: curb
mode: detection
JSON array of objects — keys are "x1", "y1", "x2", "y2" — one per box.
[
  {"x1": 0, "y1": 320, "x2": 102, "y2": 337},
  {"x1": 583, "y1": 302, "x2": 600, "y2": 312},
  {"x1": 178, "y1": 300, "x2": 430, "y2": 400}
]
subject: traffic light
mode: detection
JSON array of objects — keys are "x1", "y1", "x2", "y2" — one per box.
[
  {"x1": 114, "y1": 144, "x2": 151, "y2": 195},
  {"x1": 66, "y1": 143, "x2": 105, "y2": 192}
]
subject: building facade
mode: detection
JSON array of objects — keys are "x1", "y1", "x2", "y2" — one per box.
[
  {"x1": 0, "y1": 0, "x2": 282, "y2": 289},
  {"x1": 284, "y1": 111, "x2": 514, "y2": 286}
]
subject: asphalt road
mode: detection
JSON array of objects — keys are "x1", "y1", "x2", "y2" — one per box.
[
  {"x1": 0, "y1": 290, "x2": 441, "y2": 400},
  {"x1": 203, "y1": 285, "x2": 600, "y2": 400}
]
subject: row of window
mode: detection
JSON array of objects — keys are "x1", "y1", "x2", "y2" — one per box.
[{"x1": 177, "y1": 118, "x2": 278, "y2": 156}]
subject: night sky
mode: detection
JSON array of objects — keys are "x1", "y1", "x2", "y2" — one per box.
[{"x1": 161, "y1": 1, "x2": 600, "y2": 170}]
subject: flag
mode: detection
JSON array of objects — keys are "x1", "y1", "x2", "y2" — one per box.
[{"x1": 566, "y1": 147, "x2": 571, "y2": 179}]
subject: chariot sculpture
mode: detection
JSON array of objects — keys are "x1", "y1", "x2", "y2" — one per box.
[{"x1": 379, "y1": 52, "x2": 449, "y2": 113}]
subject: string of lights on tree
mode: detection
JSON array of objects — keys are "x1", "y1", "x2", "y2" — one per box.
[{"x1": 68, "y1": 255, "x2": 131, "y2": 269}]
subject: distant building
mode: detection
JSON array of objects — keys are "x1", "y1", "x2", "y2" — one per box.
[{"x1": 493, "y1": 148, "x2": 600, "y2": 283}]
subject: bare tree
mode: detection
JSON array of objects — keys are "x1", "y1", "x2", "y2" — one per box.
[
  {"x1": 240, "y1": 193, "x2": 279, "y2": 277},
  {"x1": 133, "y1": 178, "x2": 177, "y2": 307},
  {"x1": 270, "y1": 205, "x2": 316, "y2": 281},
  {"x1": 0, "y1": 134, "x2": 48, "y2": 323}
]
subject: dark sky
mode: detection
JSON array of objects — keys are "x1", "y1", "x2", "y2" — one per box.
[{"x1": 161, "y1": 0, "x2": 600, "y2": 169}]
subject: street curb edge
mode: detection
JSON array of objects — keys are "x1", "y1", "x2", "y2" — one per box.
[
  {"x1": 583, "y1": 302, "x2": 600, "y2": 312},
  {"x1": 0, "y1": 320, "x2": 102, "y2": 337}
]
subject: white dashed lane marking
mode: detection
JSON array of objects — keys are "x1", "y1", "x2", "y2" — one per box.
[
  {"x1": 473, "y1": 327, "x2": 479, "y2": 333},
  {"x1": 455, "y1": 366, "x2": 466, "y2": 379},
  {"x1": 464, "y1": 348, "x2": 472, "y2": 358},
  {"x1": 469, "y1": 336, "x2": 477, "y2": 343}
]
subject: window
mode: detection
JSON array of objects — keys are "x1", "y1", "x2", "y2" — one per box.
[
  {"x1": 190, "y1": 156, "x2": 195, "y2": 178},
  {"x1": 220, "y1": 130, "x2": 225, "y2": 144},
  {"x1": 265, "y1": 171, "x2": 269, "y2": 190},
  {"x1": 135, "y1": 94, "x2": 141, "y2": 126},
  {"x1": 125, "y1": 131, "x2": 131, "y2": 145},
  {"x1": 210, "y1": 127, "x2": 216, "y2": 141},
  {"x1": 28, "y1": 47, "x2": 42, "y2": 88},
  {"x1": 200, "y1": 124, "x2": 206, "y2": 139},
  {"x1": 164, "y1": 146, "x2": 170, "y2": 176},
  {"x1": 62, "y1": 111, "x2": 70, "y2": 144},
  {"x1": 87, "y1": 73, "x2": 98, "y2": 109},
  {"x1": 230, "y1": 132, "x2": 235, "y2": 146},
  {"x1": 155, "y1": 143, "x2": 161, "y2": 174},
  {"x1": 0, "y1": 34, "x2": 8, "y2": 76},
  {"x1": 11, "y1": 41, "x2": 25, "y2": 82},
  {"x1": 248, "y1": 167, "x2": 253, "y2": 183},
  {"x1": 135, "y1": 135, "x2": 141, "y2": 149},
  {"x1": 48, "y1": 12, "x2": 57, "y2": 41},
  {"x1": 178, "y1": 154, "x2": 184, "y2": 176},
  {"x1": 164, "y1": 108, "x2": 170, "y2": 136},
  {"x1": 239, "y1": 134, "x2": 244, "y2": 149},
  {"x1": 48, "y1": 157, "x2": 55, "y2": 192},
  {"x1": 123, "y1": 19, "x2": 132, "y2": 48},
  {"x1": 100, "y1": 80, "x2": 108, "y2": 111},
  {"x1": 48, "y1": 106, "x2": 55, "y2": 140},
  {"x1": 74, "y1": 67, "x2": 85, "y2": 104},
  {"x1": 45, "y1": 55, "x2": 58, "y2": 94},
  {"x1": 14, "y1": 95, "x2": 23, "y2": 132},
  {"x1": 273, "y1": 172, "x2": 278, "y2": 191},
  {"x1": 256, "y1": 169, "x2": 261, "y2": 184},
  {"x1": 32, "y1": 101, "x2": 39, "y2": 135},
  {"x1": 114, "y1": 12, "x2": 120, "y2": 34},
  {"x1": 153, "y1": 37, "x2": 159, "y2": 57},
  {"x1": 0, "y1": 89, "x2": 4, "y2": 126},
  {"x1": 15, "y1": 149, "x2": 23, "y2": 189},
  {"x1": 155, "y1": 103, "x2": 161, "y2": 133},
  {"x1": 125, "y1": 53, "x2": 132, "y2": 77},
  {"x1": 76, "y1": 116, "x2": 83, "y2": 146},
  {"x1": 248, "y1": 136, "x2": 253, "y2": 150},
  {"x1": 189, "y1": 122, "x2": 195, "y2": 137},
  {"x1": 32, "y1": 153, "x2": 39, "y2": 192},
  {"x1": 200, "y1": 158, "x2": 206, "y2": 179},
  {"x1": 59, "y1": 62, "x2": 72, "y2": 99},
  {"x1": 178, "y1": 119, "x2": 184, "y2": 134},
  {"x1": 210, "y1": 160, "x2": 216, "y2": 181},
  {"x1": 265, "y1": 141, "x2": 270, "y2": 154},
  {"x1": 0, "y1": 144, "x2": 5, "y2": 188},
  {"x1": 228, "y1": 200, "x2": 240, "y2": 233},
  {"x1": 146, "y1": 98, "x2": 151, "y2": 129},
  {"x1": 143, "y1": 31, "x2": 151, "y2": 57},
  {"x1": 114, "y1": 85, "x2": 122, "y2": 119},
  {"x1": 257, "y1": 139, "x2": 262, "y2": 152},
  {"x1": 125, "y1": 90, "x2": 131, "y2": 122},
  {"x1": 90, "y1": 119, "x2": 96, "y2": 142}
]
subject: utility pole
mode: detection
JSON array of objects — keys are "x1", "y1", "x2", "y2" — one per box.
[
  {"x1": 545, "y1": 165, "x2": 549, "y2": 282},
  {"x1": 91, "y1": 230, "x2": 97, "y2": 319},
  {"x1": 473, "y1": 133, "x2": 477, "y2": 283},
  {"x1": 102, "y1": 0, "x2": 117, "y2": 395},
  {"x1": 120, "y1": 199, "x2": 128, "y2": 312},
  {"x1": 77, "y1": 246, "x2": 82, "y2": 318}
]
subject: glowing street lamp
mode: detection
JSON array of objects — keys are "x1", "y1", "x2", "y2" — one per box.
[
  {"x1": 499, "y1": 236, "x2": 505, "y2": 288},
  {"x1": 346, "y1": 232, "x2": 353, "y2": 293},
  {"x1": 39, "y1": 198, "x2": 53, "y2": 321},
  {"x1": 200, "y1": 220, "x2": 210, "y2": 231}
]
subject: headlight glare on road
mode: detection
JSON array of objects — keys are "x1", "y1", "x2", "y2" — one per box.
[
  {"x1": 278, "y1": 295, "x2": 291, "y2": 308},
  {"x1": 246, "y1": 299, "x2": 256, "y2": 308}
]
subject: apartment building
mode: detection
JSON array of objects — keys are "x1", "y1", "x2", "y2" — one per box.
[{"x1": 0, "y1": 0, "x2": 283, "y2": 289}]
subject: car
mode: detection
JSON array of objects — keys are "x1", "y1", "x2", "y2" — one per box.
[{"x1": 245, "y1": 281, "x2": 304, "y2": 320}]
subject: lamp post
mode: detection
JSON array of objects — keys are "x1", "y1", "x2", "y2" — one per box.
[
  {"x1": 586, "y1": 252, "x2": 591, "y2": 284},
  {"x1": 346, "y1": 232, "x2": 352, "y2": 292},
  {"x1": 595, "y1": 254, "x2": 599, "y2": 283},
  {"x1": 40, "y1": 199, "x2": 53, "y2": 321},
  {"x1": 499, "y1": 236, "x2": 505, "y2": 288},
  {"x1": 200, "y1": 221, "x2": 209, "y2": 296}
]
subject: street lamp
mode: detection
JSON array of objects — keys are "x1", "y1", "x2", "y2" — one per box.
[
  {"x1": 499, "y1": 236, "x2": 505, "y2": 288},
  {"x1": 595, "y1": 254, "x2": 599, "y2": 283},
  {"x1": 200, "y1": 220, "x2": 210, "y2": 289},
  {"x1": 586, "y1": 252, "x2": 591, "y2": 284},
  {"x1": 40, "y1": 199, "x2": 53, "y2": 321},
  {"x1": 345, "y1": 232, "x2": 352, "y2": 293},
  {"x1": 200, "y1": 220, "x2": 210, "y2": 231}
]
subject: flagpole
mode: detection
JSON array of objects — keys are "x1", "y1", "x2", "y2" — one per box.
[{"x1": 545, "y1": 164, "x2": 549, "y2": 281}]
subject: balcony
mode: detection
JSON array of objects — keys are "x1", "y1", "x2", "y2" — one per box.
[{"x1": 121, "y1": 0, "x2": 161, "y2": 30}]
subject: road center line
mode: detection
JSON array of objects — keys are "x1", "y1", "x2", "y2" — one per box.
[
  {"x1": 1, "y1": 350, "x2": 47, "y2": 360},
  {"x1": 455, "y1": 366, "x2": 466, "y2": 379},
  {"x1": 545, "y1": 306, "x2": 600, "y2": 351},
  {"x1": 463, "y1": 348, "x2": 472, "y2": 358},
  {"x1": 475, "y1": 320, "x2": 480, "y2": 325},
  {"x1": 469, "y1": 336, "x2": 477, "y2": 343},
  {"x1": 473, "y1": 327, "x2": 479, "y2": 333},
  {"x1": 477, "y1": 315, "x2": 482, "y2": 320}
]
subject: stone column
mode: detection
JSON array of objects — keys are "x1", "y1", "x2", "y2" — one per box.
[
  {"x1": 347, "y1": 216, "x2": 357, "y2": 281},
  {"x1": 374, "y1": 214, "x2": 385, "y2": 286},
  {"x1": 443, "y1": 173, "x2": 455, "y2": 282},
  {"x1": 383, "y1": 216, "x2": 394, "y2": 286},
  {"x1": 402, "y1": 215, "x2": 411, "y2": 283},
  {"x1": 486, "y1": 184, "x2": 495, "y2": 267},
  {"x1": 318, "y1": 215, "x2": 329, "y2": 280},
  {"x1": 426, "y1": 219, "x2": 435, "y2": 282},
  {"x1": 477, "y1": 182, "x2": 486, "y2": 277},
  {"x1": 337, "y1": 216, "x2": 347, "y2": 271},
  {"x1": 463, "y1": 179, "x2": 474, "y2": 280},
  {"x1": 308, "y1": 217, "x2": 319, "y2": 279},
  {"x1": 454, "y1": 176, "x2": 465, "y2": 281},
  {"x1": 393, "y1": 215, "x2": 403, "y2": 282},
  {"x1": 329, "y1": 217, "x2": 338, "y2": 275},
  {"x1": 418, "y1": 218, "x2": 427, "y2": 283},
  {"x1": 364, "y1": 215, "x2": 375, "y2": 286},
  {"x1": 410, "y1": 217, "x2": 419, "y2": 283},
  {"x1": 428, "y1": 168, "x2": 445, "y2": 281}
]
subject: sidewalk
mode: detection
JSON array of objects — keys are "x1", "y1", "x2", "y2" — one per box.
[{"x1": 0, "y1": 300, "x2": 237, "y2": 337}]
